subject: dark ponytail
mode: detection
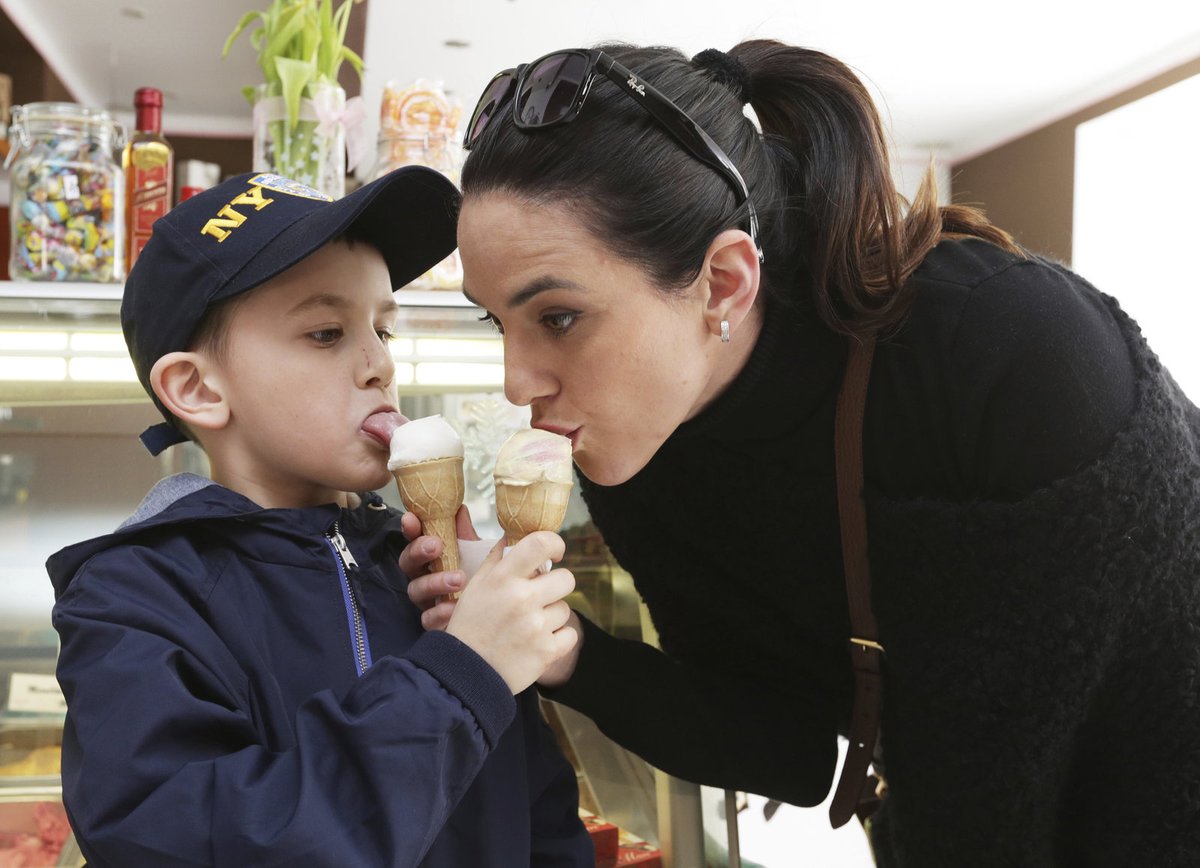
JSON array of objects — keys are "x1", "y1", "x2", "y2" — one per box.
[
  {"x1": 730, "y1": 39, "x2": 1019, "y2": 336},
  {"x1": 460, "y1": 40, "x2": 1018, "y2": 339}
]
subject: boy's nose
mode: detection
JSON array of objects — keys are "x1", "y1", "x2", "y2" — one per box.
[{"x1": 359, "y1": 336, "x2": 396, "y2": 388}]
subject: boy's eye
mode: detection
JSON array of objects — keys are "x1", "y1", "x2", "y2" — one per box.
[
  {"x1": 477, "y1": 311, "x2": 504, "y2": 335},
  {"x1": 540, "y1": 311, "x2": 579, "y2": 336},
  {"x1": 310, "y1": 328, "x2": 342, "y2": 345}
]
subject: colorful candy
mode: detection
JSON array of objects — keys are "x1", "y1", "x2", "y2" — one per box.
[{"x1": 8, "y1": 104, "x2": 125, "y2": 283}]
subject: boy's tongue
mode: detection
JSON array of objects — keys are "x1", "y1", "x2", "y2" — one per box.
[{"x1": 362, "y1": 411, "x2": 408, "y2": 447}]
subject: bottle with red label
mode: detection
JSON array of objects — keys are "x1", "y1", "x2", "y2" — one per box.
[{"x1": 122, "y1": 87, "x2": 173, "y2": 270}]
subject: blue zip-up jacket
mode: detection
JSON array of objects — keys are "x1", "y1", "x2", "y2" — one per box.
[{"x1": 46, "y1": 474, "x2": 593, "y2": 867}]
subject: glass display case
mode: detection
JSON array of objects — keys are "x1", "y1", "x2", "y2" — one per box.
[
  {"x1": 0, "y1": 281, "x2": 741, "y2": 866},
  {"x1": 0, "y1": 628, "x2": 83, "y2": 867}
]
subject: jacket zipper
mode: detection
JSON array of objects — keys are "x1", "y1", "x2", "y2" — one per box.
[{"x1": 327, "y1": 522, "x2": 372, "y2": 677}]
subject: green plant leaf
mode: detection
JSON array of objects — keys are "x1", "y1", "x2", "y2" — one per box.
[
  {"x1": 316, "y1": 0, "x2": 335, "y2": 78},
  {"x1": 226, "y1": 0, "x2": 361, "y2": 106},
  {"x1": 340, "y1": 45, "x2": 364, "y2": 78},
  {"x1": 222, "y1": 10, "x2": 264, "y2": 58},
  {"x1": 275, "y1": 56, "x2": 316, "y2": 131},
  {"x1": 302, "y1": 9, "x2": 324, "y2": 77},
  {"x1": 333, "y1": 0, "x2": 353, "y2": 45},
  {"x1": 265, "y1": 4, "x2": 309, "y2": 73}
]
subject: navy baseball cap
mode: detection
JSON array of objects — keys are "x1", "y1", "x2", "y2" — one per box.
[{"x1": 122, "y1": 167, "x2": 460, "y2": 455}]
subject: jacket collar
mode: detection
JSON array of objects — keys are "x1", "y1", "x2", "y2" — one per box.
[{"x1": 46, "y1": 474, "x2": 393, "y2": 598}]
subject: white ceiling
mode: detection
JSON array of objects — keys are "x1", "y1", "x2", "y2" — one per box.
[{"x1": 4, "y1": 0, "x2": 1200, "y2": 168}]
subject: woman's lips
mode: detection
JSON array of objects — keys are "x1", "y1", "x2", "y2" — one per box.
[{"x1": 533, "y1": 422, "x2": 580, "y2": 450}]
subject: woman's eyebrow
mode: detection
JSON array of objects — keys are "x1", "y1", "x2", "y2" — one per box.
[
  {"x1": 461, "y1": 276, "x2": 586, "y2": 310},
  {"x1": 506, "y1": 276, "x2": 586, "y2": 309}
]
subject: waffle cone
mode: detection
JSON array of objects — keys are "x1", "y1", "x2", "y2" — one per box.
[
  {"x1": 393, "y1": 456, "x2": 464, "y2": 573},
  {"x1": 495, "y1": 480, "x2": 573, "y2": 547}
]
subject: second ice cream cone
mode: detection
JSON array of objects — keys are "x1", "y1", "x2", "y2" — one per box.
[
  {"x1": 495, "y1": 480, "x2": 573, "y2": 546},
  {"x1": 393, "y1": 456, "x2": 464, "y2": 573}
]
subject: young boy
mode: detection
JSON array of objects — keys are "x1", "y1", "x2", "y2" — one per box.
[{"x1": 46, "y1": 169, "x2": 592, "y2": 866}]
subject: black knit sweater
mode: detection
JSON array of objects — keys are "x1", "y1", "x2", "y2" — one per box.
[{"x1": 545, "y1": 239, "x2": 1200, "y2": 866}]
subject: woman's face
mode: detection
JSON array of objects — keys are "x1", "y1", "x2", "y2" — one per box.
[{"x1": 458, "y1": 192, "x2": 732, "y2": 486}]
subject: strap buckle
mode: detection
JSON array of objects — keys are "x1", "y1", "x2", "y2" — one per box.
[
  {"x1": 849, "y1": 636, "x2": 885, "y2": 654},
  {"x1": 848, "y1": 636, "x2": 884, "y2": 676}
]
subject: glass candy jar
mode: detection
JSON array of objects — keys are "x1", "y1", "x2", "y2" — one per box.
[
  {"x1": 372, "y1": 131, "x2": 459, "y2": 184},
  {"x1": 6, "y1": 103, "x2": 126, "y2": 282},
  {"x1": 371, "y1": 132, "x2": 462, "y2": 290}
]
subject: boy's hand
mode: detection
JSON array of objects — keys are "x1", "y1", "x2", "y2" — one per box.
[
  {"x1": 445, "y1": 531, "x2": 579, "y2": 695},
  {"x1": 400, "y1": 506, "x2": 478, "y2": 630}
]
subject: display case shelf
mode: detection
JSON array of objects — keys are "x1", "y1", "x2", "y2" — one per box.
[
  {"x1": 0, "y1": 280, "x2": 476, "y2": 309},
  {"x1": 0, "y1": 281, "x2": 500, "y2": 403}
]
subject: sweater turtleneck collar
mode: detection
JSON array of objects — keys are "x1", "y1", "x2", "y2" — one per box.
[{"x1": 673, "y1": 296, "x2": 848, "y2": 442}]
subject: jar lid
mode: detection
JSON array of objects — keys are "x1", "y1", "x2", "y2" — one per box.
[
  {"x1": 6, "y1": 102, "x2": 126, "y2": 160},
  {"x1": 15, "y1": 101, "x2": 119, "y2": 128}
]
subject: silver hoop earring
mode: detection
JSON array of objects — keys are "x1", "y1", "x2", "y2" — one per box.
[{"x1": 720, "y1": 320, "x2": 731, "y2": 343}]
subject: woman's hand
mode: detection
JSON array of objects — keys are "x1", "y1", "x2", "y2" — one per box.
[
  {"x1": 536, "y1": 609, "x2": 583, "y2": 689},
  {"x1": 399, "y1": 505, "x2": 480, "y2": 631}
]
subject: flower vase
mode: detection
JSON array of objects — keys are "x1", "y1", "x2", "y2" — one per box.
[{"x1": 252, "y1": 83, "x2": 346, "y2": 198}]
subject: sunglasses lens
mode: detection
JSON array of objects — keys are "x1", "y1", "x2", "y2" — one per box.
[
  {"x1": 466, "y1": 73, "x2": 516, "y2": 147},
  {"x1": 515, "y1": 52, "x2": 590, "y2": 127}
]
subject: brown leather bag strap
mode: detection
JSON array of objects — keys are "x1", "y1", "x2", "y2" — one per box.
[{"x1": 828, "y1": 334, "x2": 884, "y2": 829}]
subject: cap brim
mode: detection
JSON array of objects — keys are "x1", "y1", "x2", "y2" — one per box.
[{"x1": 217, "y1": 165, "x2": 460, "y2": 300}]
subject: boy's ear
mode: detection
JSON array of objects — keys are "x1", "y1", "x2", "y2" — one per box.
[
  {"x1": 149, "y1": 352, "x2": 229, "y2": 434},
  {"x1": 699, "y1": 229, "x2": 761, "y2": 341}
]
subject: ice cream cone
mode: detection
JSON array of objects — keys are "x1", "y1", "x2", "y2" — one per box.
[
  {"x1": 495, "y1": 479, "x2": 573, "y2": 547},
  {"x1": 392, "y1": 456, "x2": 464, "y2": 573}
]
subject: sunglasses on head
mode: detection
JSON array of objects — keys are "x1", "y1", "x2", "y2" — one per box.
[{"x1": 464, "y1": 48, "x2": 763, "y2": 262}]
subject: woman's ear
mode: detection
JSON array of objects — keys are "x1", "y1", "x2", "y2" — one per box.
[
  {"x1": 699, "y1": 229, "x2": 761, "y2": 341},
  {"x1": 149, "y1": 352, "x2": 229, "y2": 434}
]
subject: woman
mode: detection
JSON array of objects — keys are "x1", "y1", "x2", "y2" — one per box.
[{"x1": 403, "y1": 40, "x2": 1200, "y2": 865}]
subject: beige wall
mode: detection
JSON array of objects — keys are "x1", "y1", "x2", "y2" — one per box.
[{"x1": 951, "y1": 56, "x2": 1200, "y2": 263}]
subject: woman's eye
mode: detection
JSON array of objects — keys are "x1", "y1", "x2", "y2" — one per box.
[
  {"x1": 376, "y1": 328, "x2": 397, "y2": 343},
  {"x1": 310, "y1": 328, "x2": 342, "y2": 345},
  {"x1": 541, "y1": 311, "x2": 579, "y2": 336},
  {"x1": 477, "y1": 311, "x2": 504, "y2": 335}
]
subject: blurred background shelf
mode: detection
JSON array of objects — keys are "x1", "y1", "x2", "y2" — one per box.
[{"x1": 0, "y1": 280, "x2": 474, "y2": 308}]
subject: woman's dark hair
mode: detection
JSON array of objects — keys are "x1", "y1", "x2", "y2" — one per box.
[{"x1": 460, "y1": 39, "x2": 1019, "y2": 337}]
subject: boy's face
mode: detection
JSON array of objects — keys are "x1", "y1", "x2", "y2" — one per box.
[{"x1": 207, "y1": 239, "x2": 401, "y2": 508}]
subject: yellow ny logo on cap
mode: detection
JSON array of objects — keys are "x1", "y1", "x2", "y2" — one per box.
[{"x1": 200, "y1": 184, "x2": 276, "y2": 243}]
